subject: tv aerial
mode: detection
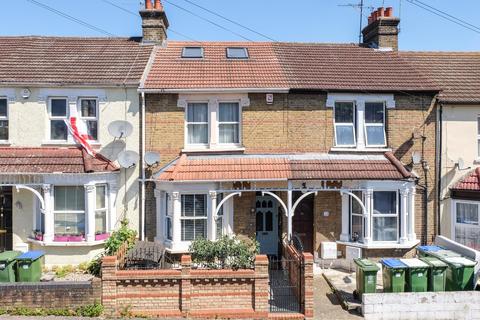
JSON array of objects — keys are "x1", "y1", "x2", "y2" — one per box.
[
  {"x1": 117, "y1": 150, "x2": 140, "y2": 169},
  {"x1": 144, "y1": 151, "x2": 161, "y2": 166},
  {"x1": 108, "y1": 120, "x2": 133, "y2": 139}
]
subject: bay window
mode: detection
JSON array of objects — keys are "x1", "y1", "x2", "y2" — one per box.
[
  {"x1": 372, "y1": 191, "x2": 398, "y2": 242},
  {"x1": 54, "y1": 186, "x2": 85, "y2": 236},
  {"x1": 0, "y1": 98, "x2": 8, "y2": 141},
  {"x1": 350, "y1": 191, "x2": 364, "y2": 242},
  {"x1": 186, "y1": 103, "x2": 209, "y2": 144},
  {"x1": 49, "y1": 98, "x2": 69, "y2": 141},
  {"x1": 181, "y1": 194, "x2": 207, "y2": 241},
  {"x1": 95, "y1": 185, "x2": 107, "y2": 235},
  {"x1": 454, "y1": 201, "x2": 480, "y2": 250},
  {"x1": 334, "y1": 102, "x2": 356, "y2": 147},
  {"x1": 165, "y1": 193, "x2": 172, "y2": 241},
  {"x1": 364, "y1": 102, "x2": 386, "y2": 147},
  {"x1": 79, "y1": 98, "x2": 98, "y2": 141}
]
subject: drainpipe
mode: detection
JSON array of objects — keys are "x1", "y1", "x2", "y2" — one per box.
[
  {"x1": 140, "y1": 91, "x2": 146, "y2": 241},
  {"x1": 436, "y1": 102, "x2": 443, "y2": 236}
]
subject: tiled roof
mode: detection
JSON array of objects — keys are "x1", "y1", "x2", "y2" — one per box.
[
  {"x1": 401, "y1": 51, "x2": 480, "y2": 103},
  {"x1": 155, "y1": 152, "x2": 412, "y2": 182},
  {"x1": 451, "y1": 167, "x2": 480, "y2": 191},
  {"x1": 0, "y1": 36, "x2": 153, "y2": 86},
  {"x1": 143, "y1": 41, "x2": 438, "y2": 92},
  {"x1": 0, "y1": 147, "x2": 118, "y2": 174}
]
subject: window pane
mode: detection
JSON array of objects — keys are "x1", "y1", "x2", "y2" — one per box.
[
  {"x1": 194, "y1": 219, "x2": 206, "y2": 239},
  {"x1": 365, "y1": 102, "x2": 384, "y2": 123},
  {"x1": 95, "y1": 210, "x2": 107, "y2": 234},
  {"x1": 54, "y1": 186, "x2": 85, "y2": 211},
  {"x1": 352, "y1": 215, "x2": 364, "y2": 241},
  {"x1": 456, "y1": 203, "x2": 478, "y2": 225},
  {"x1": 194, "y1": 195, "x2": 206, "y2": 217},
  {"x1": 0, "y1": 120, "x2": 8, "y2": 140},
  {"x1": 51, "y1": 120, "x2": 68, "y2": 140},
  {"x1": 478, "y1": 140, "x2": 480, "y2": 158},
  {"x1": 455, "y1": 225, "x2": 480, "y2": 251},
  {"x1": 336, "y1": 125, "x2": 355, "y2": 145},
  {"x1": 477, "y1": 117, "x2": 480, "y2": 135},
  {"x1": 219, "y1": 124, "x2": 239, "y2": 143},
  {"x1": 351, "y1": 191, "x2": 363, "y2": 214},
  {"x1": 366, "y1": 126, "x2": 386, "y2": 146},
  {"x1": 335, "y1": 102, "x2": 354, "y2": 123},
  {"x1": 182, "y1": 195, "x2": 194, "y2": 217},
  {"x1": 256, "y1": 211, "x2": 263, "y2": 232},
  {"x1": 0, "y1": 99, "x2": 6, "y2": 117},
  {"x1": 181, "y1": 220, "x2": 194, "y2": 241},
  {"x1": 51, "y1": 99, "x2": 67, "y2": 117},
  {"x1": 373, "y1": 191, "x2": 397, "y2": 215},
  {"x1": 216, "y1": 193, "x2": 224, "y2": 216},
  {"x1": 227, "y1": 47, "x2": 248, "y2": 59},
  {"x1": 187, "y1": 124, "x2": 208, "y2": 144},
  {"x1": 96, "y1": 185, "x2": 106, "y2": 209},
  {"x1": 55, "y1": 211, "x2": 85, "y2": 235},
  {"x1": 219, "y1": 103, "x2": 239, "y2": 122},
  {"x1": 166, "y1": 217, "x2": 172, "y2": 240},
  {"x1": 87, "y1": 120, "x2": 98, "y2": 140},
  {"x1": 81, "y1": 99, "x2": 96, "y2": 117},
  {"x1": 373, "y1": 216, "x2": 397, "y2": 241},
  {"x1": 216, "y1": 216, "x2": 223, "y2": 238},
  {"x1": 187, "y1": 103, "x2": 208, "y2": 122},
  {"x1": 265, "y1": 211, "x2": 273, "y2": 231},
  {"x1": 182, "y1": 47, "x2": 203, "y2": 58}
]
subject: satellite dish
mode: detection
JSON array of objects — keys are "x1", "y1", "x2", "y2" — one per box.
[
  {"x1": 144, "y1": 151, "x2": 161, "y2": 166},
  {"x1": 412, "y1": 151, "x2": 422, "y2": 165},
  {"x1": 108, "y1": 121, "x2": 133, "y2": 138},
  {"x1": 456, "y1": 157, "x2": 471, "y2": 171},
  {"x1": 117, "y1": 150, "x2": 139, "y2": 169}
]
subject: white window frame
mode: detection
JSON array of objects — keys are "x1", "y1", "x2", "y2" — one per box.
[
  {"x1": 371, "y1": 191, "x2": 399, "y2": 243},
  {"x1": 349, "y1": 191, "x2": 364, "y2": 242},
  {"x1": 217, "y1": 101, "x2": 241, "y2": 146},
  {"x1": 78, "y1": 97, "x2": 99, "y2": 142},
  {"x1": 53, "y1": 185, "x2": 86, "y2": 238},
  {"x1": 0, "y1": 97, "x2": 8, "y2": 141},
  {"x1": 185, "y1": 102, "x2": 210, "y2": 147},
  {"x1": 180, "y1": 194, "x2": 208, "y2": 242},
  {"x1": 94, "y1": 184, "x2": 108, "y2": 235},
  {"x1": 477, "y1": 116, "x2": 480, "y2": 158},
  {"x1": 48, "y1": 97, "x2": 69, "y2": 142},
  {"x1": 334, "y1": 101, "x2": 357, "y2": 147},
  {"x1": 364, "y1": 101, "x2": 387, "y2": 147},
  {"x1": 226, "y1": 47, "x2": 249, "y2": 59},
  {"x1": 182, "y1": 47, "x2": 204, "y2": 59},
  {"x1": 452, "y1": 199, "x2": 480, "y2": 250},
  {"x1": 165, "y1": 192, "x2": 173, "y2": 241}
]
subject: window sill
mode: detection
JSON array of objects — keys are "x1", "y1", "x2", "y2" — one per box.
[
  {"x1": 41, "y1": 141, "x2": 101, "y2": 147},
  {"x1": 0, "y1": 141, "x2": 11, "y2": 146},
  {"x1": 182, "y1": 147, "x2": 245, "y2": 153},
  {"x1": 336, "y1": 239, "x2": 420, "y2": 249},
  {"x1": 330, "y1": 147, "x2": 392, "y2": 153},
  {"x1": 27, "y1": 237, "x2": 107, "y2": 247}
]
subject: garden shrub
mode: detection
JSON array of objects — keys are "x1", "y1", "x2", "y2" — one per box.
[
  {"x1": 189, "y1": 235, "x2": 259, "y2": 270},
  {"x1": 76, "y1": 301, "x2": 104, "y2": 317}
]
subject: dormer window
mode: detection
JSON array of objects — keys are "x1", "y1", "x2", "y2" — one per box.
[
  {"x1": 182, "y1": 47, "x2": 204, "y2": 58},
  {"x1": 226, "y1": 47, "x2": 248, "y2": 59}
]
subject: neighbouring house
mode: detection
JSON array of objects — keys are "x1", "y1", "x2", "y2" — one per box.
[
  {"x1": 140, "y1": 5, "x2": 440, "y2": 261},
  {"x1": 0, "y1": 34, "x2": 153, "y2": 265},
  {"x1": 403, "y1": 52, "x2": 480, "y2": 251}
]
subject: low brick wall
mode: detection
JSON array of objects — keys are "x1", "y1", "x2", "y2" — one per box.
[
  {"x1": 0, "y1": 279, "x2": 101, "y2": 310},
  {"x1": 362, "y1": 291, "x2": 480, "y2": 320},
  {"x1": 101, "y1": 254, "x2": 270, "y2": 318}
]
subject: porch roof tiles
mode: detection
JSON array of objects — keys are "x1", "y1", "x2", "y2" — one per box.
[
  {"x1": 155, "y1": 152, "x2": 412, "y2": 182},
  {"x1": 451, "y1": 167, "x2": 480, "y2": 191},
  {"x1": 0, "y1": 147, "x2": 118, "y2": 174}
]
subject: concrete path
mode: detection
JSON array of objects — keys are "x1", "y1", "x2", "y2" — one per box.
[{"x1": 314, "y1": 274, "x2": 363, "y2": 319}]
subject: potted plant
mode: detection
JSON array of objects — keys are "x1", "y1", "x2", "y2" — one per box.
[
  {"x1": 32, "y1": 230, "x2": 43, "y2": 241},
  {"x1": 54, "y1": 234, "x2": 69, "y2": 242},
  {"x1": 95, "y1": 231, "x2": 110, "y2": 241}
]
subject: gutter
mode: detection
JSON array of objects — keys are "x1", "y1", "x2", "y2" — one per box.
[{"x1": 138, "y1": 88, "x2": 290, "y2": 94}]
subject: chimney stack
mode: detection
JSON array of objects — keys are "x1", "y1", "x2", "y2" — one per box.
[
  {"x1": 140, "y1": 0, "x2": 169, "y2": 43},
  {"x1": 362, "y1": 7, "x2": 400, "y2": 50}
]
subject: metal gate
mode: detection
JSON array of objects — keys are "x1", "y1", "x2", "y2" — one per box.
[{"x1": 268, "y1": 255, "x2": 303, "y2": 313}]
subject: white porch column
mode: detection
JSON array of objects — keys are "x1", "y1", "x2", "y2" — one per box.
[
  {"x1": 340, "y1": 193, "x2": 350, "y2": 241},
  {"x1": 154, "y1": 189, "x2": 164, "y2": 243},
  {"x1": 42, "y1": 184, "x2": 54, "y2": 243},
  {"x1": 287, "y1": 187, "x2": 293, "y2": 242},
  {"x1": 400, "y1": 189, "x2": 408, "y2": 244},
  {"x1": 408, "y1": 186, "x2": 417, "y2": 241},
  {"x1": 363, "y1": 189, "x2": 373, "y2": 244},
  {"x1": 208, "y1": 191, "x2": 217, "y2": 241},
  {"x1": 85, "y1": 184, "x2": 96, "y2": 242},
  {"x1": 108, "y1": 183, "x2": 118, "y2": 231},
  {"x1": 172, "y1": 192, "x2": 182, "y2": 244}
]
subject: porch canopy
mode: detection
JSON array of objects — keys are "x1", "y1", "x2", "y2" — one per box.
[{"x1": 155, "y1": 152, "x2": 418, "y2": 251}]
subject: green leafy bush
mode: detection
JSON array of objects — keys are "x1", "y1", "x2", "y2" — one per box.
[
  {"x1": 189, "y1": 235, "x2": 259, "y2": 270},
  {"x1": 76, "y1": 301, "x2": 104, "y2": 317}
]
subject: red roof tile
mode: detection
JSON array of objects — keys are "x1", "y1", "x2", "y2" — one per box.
[
  {"x1": 0, "y1": 147, "x2": 118, "y2": 174},
  {"x1": 452, "y1": 168, "x2": 480, "y2": 191},
  {"x1": 143, "y1": 41, "x2": 438, "y2": 92},
  {"x1": 0, "y1": 37, "x2": 153, "y2": 86},
  {"x1": 156, "y1": 153, "x2": 412, "y2": 182},
  {"x1": 401, "y1": 52, "x2": 480, "y2": 103}
]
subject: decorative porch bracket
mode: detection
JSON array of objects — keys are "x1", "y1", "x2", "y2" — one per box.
[
  {"x1": 214, "y1": 192, "x2": 242, "y2": 216},
  {"x1": 261, "y1": 191, "x2": 288, "y2": 217},
  {"x1": 340, "y1": 189, "x2": 367, "y2": 216},
  {"x1": 15, "y1": 185, "x2": 45, "y2": 212},
  {"x1": 291, "y1": 191, "x2": 318, "y2": 216}
]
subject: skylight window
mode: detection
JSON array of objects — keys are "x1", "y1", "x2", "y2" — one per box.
[
  {"x1": 182, "y1": 47, "x2": 204, "y2": 58},
  {"x1": 226, "y1": 47, "x2": 249, "y2": 59}
]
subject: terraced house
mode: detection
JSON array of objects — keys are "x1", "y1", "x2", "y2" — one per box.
[
  {"x1": 141, "y1": 4, "x2": 441, "y2": 261},
  {"x1": 0, "y1": 36, "x2": 153, "y2": 265}
]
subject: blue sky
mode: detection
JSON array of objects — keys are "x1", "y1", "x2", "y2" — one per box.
[{"x1": 1, "y1": 0, "x2": 479, "y2": 51}]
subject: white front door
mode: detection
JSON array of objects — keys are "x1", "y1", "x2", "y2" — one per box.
[{"x1": 255, "y1": 195, "x2": 278, "y2": 256}]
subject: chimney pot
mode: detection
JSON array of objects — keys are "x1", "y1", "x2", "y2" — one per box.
[
  {"x1": 368, "y1": 15, "x2": 373, "y2": 24},
  {"x1": 385, "y1": 7, "x2": 393, "y2": 17},
  {"x1": 372, "y1": 11, "x2": 378, "y2": 21},
  {"x1": 377, "y1": 7, "x2": 384, "y2": 17},
  {"x1": 145, "y1": 0, "x2": 152, "y2": 10},
  {"x1": 154, "y1": 0, "x2": 163, "y2": 10}
]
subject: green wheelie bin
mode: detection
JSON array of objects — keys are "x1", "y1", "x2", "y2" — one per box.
[
  {"x1": 420, "y1": 256, "x2": 448, "y2": 292},
  {"x1": 443, "y1": 256, "x2": 477, "y2": 291},
  {"x1": 354, "y1": 258, "x2": 379, "y2": 298},
  {"x1": 401, "y1": 258, "x2": 429, "y2": 292},
  {"x1": 381, "y1": 258, "x2": 407, "y2": 293},
  {"x1": 16, "y1": 251, "x2": 44, "y2": 282},
  {"x1": 417, "y1": 245, "x2": 443, "y2": 258},
  {"x1": 0, "y1": 251, "x2": 21, "y2": 282}
]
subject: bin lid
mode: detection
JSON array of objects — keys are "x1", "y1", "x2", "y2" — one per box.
[
  {"x1": 17, "y1": 250, "x2": 45, "y2": 261},
  {"x1": 444, "y1": 257, "x2": 477, "y2": 267},
  {"x1": 0, "y1": 251, "x2": 21, "y2": 263},
  {"x1": 432, "y1": 250, "x2": 461, "y2": 258},
  {"x1": 419, "y1": 257, "x2": 448, "y2": 268},
  {"x1": 400, "y1": 258, "x2": 429, "y2": 268},
  {"x1": 417, "y1": 245, "x2": 443, "y2": 252},
  {"x1": 354, "y1": 258, "x2": 380, "y2": 271},
  {"x1": 381, "y1": 258, "x2": 407, "y2": 269}
]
